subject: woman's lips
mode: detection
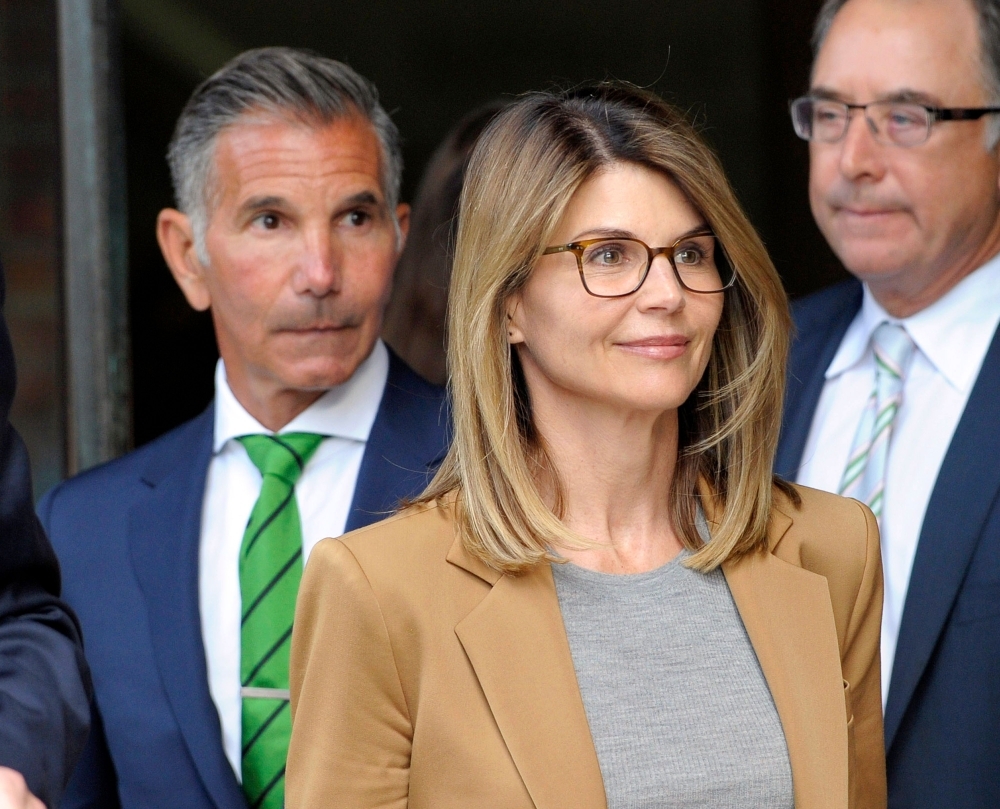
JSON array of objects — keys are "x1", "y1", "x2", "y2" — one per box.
[
  {"x1": 617, "y1": 335, "x2": 690, "y2": 359},
  {"x1": 840, "y1": 207, "x2": 901, "y2": 217}
]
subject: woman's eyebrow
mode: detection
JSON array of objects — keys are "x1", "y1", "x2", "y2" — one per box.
[{"x1": 568, "y1": 223, "x2": 710, "y2": 243}]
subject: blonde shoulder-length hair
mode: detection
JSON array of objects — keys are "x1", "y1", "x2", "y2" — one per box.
[{"x1": 417, "y1": 82, "x2": 795, "y2": 574}]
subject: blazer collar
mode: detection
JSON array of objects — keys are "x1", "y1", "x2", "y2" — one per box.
[
  {"x1": 447, "y1": 499, "x2": 848, "y2": 809},
  {"x1": 346, "y1": 348, "x2": 449, "y2": 532},
  {"x1": 449, "y1": 538, "x2": 607, "y2": 809},
  {"x1": 884, "y1": 324, "x2": 1000, "y2": 749},
  {"x1": 723, "y1": 502, "x2": 849, "y2": 809},
  {"x1": 128, "y1": 406, "x2": 247, "y2": 809},
  {"x1": 776, "y1": 280, "x2": 863, "y2": 481}
]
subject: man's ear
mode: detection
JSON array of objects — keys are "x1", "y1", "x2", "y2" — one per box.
[
  {"x1": 394, "y1": 202, "x2": 411, "y2": 252},
  {"x1": 156, "y1": 208, "x2": 212, "y2": 311}
]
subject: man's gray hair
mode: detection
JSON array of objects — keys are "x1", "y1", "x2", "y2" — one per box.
[
  {"x1": 167, "y1": 47, "x2": 404, "y2": 262},
  {"x1": 812, "y1": 0, "x2": 1000, "y2": 148}
]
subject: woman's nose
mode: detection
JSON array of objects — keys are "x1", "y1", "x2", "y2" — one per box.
[{"x1": 636, "y1": 254, "x2": 686, "y2": 311}]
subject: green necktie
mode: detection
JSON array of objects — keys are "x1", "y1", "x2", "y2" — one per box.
[{"x1": 236, "y1": 432, "x2": 324, "y2": 809}]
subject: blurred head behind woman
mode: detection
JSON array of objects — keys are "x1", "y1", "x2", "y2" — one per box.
[
  {"x1": 420, "y1": 81, "x2": 793, "y2": 573},
  {"x1": 382, "y1": 100, "x2": 509, "y2": 385}
]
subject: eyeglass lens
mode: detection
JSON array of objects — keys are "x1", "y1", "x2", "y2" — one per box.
[
  {"x1": 792, "y1": 98, "x2": 932, "y2": 146},
  {"x1": 579, "y1": 236, "x2": 731, "y2": 296}
]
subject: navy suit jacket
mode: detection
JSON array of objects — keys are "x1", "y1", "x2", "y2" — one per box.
[
  {"x1": 777, "y1": 279, "x2": 1000, "y2": 809},
  {"x1": 0, "y1": 260, "x2": 90, "y2": 807},
  {"x1": 40, "y1": 351, "x2": 449, "y2": 809}
]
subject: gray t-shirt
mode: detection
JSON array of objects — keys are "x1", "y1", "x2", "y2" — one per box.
[{"x1": 551, "y1": 549, "x2": 793, "y2": 809}]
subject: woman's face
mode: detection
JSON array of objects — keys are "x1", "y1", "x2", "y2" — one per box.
[{"x1": 507, "y1": 163, "x2": 725, "y2": 418}]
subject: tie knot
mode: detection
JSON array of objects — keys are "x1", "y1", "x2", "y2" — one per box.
[
  {"x1": 237, "y1": 433, "x2": 324, "y2": 485},
  {"x1": 872, "y1": 322, "x2": 915, "y2": 382}
]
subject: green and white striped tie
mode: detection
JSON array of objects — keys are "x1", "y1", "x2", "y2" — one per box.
[
  {"x1": 839, "y1": 323, "x2": 915, "y2": 519},
  {"x1": 236, "y1": 433, "x2": 324, "y2": 809}
]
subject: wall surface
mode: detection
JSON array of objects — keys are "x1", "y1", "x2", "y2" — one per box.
[{"x1": 0, "y1": 0, "x2": 64, "y2": 497}]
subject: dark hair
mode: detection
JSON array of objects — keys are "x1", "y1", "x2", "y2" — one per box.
[{"x1": 382, "y1": 100, "x2": 509, "y2": 384}]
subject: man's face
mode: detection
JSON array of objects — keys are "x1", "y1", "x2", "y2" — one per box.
[
  {"x1": 188, "y1": 114, "x2": 407, "y2": 405},
  {"x1": 809, "y1": 0, "x2": 1000, "y2": 310}
]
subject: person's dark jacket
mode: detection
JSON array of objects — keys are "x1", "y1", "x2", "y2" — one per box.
[{"x1": 0, "y1": 260, "x2": 91, "y2": 806}]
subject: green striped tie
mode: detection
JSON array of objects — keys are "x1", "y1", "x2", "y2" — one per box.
[{"x1": 236, "y1": 433, "x2": 324, "y2": 809}]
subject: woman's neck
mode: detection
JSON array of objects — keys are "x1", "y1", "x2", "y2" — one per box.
[{"x1": 533, "y1": 395, "x2": 684, "y2": 574}]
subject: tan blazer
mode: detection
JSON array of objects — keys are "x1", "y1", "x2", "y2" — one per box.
[{"x1": 287, "y1": 484, "x2": 886, "y2": 809}]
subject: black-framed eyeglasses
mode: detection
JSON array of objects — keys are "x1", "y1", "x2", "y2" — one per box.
[
  {"x1": 541, "y1": 229, "x2": 736, "y2": 298},
  {"x1": 790, "y1": 95, "x2": 1000, "y2": 147}
]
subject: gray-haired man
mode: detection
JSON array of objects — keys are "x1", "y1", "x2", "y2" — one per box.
[
  {"x1": 777, "y1": 0, "x2": 1000, "y2": 807},
  {"x1": 40, "y1": 48, "x2": 449, "y2": 809}
]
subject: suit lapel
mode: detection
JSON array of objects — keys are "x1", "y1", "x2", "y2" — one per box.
[
  {"x1": 128, "y1": 407, "x2": 247, "y2": 809},
  {"x1": 776, "y1": 281, "x2": 862, "y2": 480},
  {"x1": 449, "y1": 541, "x2": 607, "y2": 809},
  {"x1": 885, "y1": 327, "x2": 1000, "y2": 750},
  {"x1": 346, "y1": 350, "x2": 448, "y2": 532},
  {"x1": 723, "y1": 509, "x2": 848, "y2": 809}
]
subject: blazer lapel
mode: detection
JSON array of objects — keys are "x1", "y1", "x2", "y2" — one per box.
[
  {"x1": 884, "y1": 328, "x2": 1000, "y2": 750},
  {"x1": 776, "y1": 281, "x2": 862, "y2": 480},
  {"x1": 449, "y1": 541, "x2": 607, "y2": 809},
  {"x1": 346, "y1": 350, "x2": 449, "y2": 532},
  {"x1": 128, "y1": 407, "x2": 247, "y2": 809},
  {"x1": 724, "y1": 509, "x2": 848, "y2": 809}
]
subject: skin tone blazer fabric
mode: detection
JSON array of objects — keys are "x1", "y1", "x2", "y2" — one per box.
[{"x1": 287, "y1": 483, "x2": 886, "y2": 809}]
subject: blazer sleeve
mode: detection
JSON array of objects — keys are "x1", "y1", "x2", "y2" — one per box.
[
  {"x1": 842, "y1": 501, "x2": 887, "y2": 809},
  {"x1": 287, "y1": 538, "x2": 412, "y2": 809}
]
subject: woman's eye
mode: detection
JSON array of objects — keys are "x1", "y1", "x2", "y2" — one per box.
[
  {"x1": 585, "y1": 245, "x2": 627, "y2": 265},
  {"x1": 599, "y1": 249, "x2": 623, "y2": 264},
  {"x1": 675, "y1": 248, "x2": 703, "y2": 265}
]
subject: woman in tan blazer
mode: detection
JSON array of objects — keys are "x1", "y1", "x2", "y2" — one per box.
[{"x1": 288, "y1": 83, "x2": 886, "y2": 809}]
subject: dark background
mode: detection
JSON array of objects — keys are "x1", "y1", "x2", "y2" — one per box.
[{"x1": 123, "y1": 0, "x2": 845, "y2": 446}]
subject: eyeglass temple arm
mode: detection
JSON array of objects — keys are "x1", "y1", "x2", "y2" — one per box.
[{"x1": 932, "y1": 106, "x2": 1000, "y2": 121}]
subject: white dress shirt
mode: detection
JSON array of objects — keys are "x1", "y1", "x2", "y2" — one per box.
[
  {"x1": 796, "y1": 254, "x2": 1000, "y2": 705},
  {"x1": 198, "y1": 340, "x2": 389, "y2": 779}
]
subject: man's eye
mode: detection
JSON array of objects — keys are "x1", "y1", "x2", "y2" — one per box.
[
  {"x1": 257, "y1": 213, "x2": 280, "y2": 230},
  {"x1": 347, "y1": 210, "x2": 371, "y2": 226}
]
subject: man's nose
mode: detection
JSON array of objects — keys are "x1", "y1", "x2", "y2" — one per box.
[
  {"x1": 295, "y1": 229, "x2": 342, "y2": 296},
  {"x1": 837, "y1": 110, "x2": 887, "y2": 182}
]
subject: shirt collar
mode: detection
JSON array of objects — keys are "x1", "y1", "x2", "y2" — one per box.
[
  {"x1": 824, "y1": 252, "x2": 1000, "y2": 393},
  {"x1": 212, "y1": 339, "x2": 390, "y2": 453}
]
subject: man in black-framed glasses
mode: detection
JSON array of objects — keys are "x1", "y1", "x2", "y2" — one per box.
[
  {"x1": 776, "y1": 1, "x2": 1000, "y2": 809},
  {"x1": 790, "y1": 95, "x2": 1000, "y2": 147}
]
